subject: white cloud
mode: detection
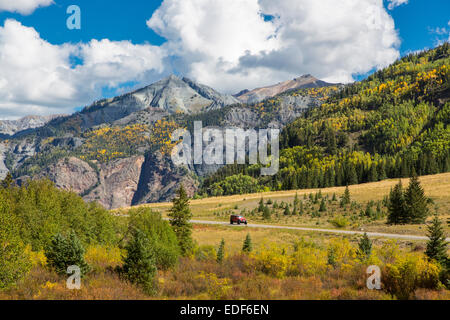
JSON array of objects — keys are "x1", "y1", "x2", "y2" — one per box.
[
  {"x1": 0, "y1": 19, "x2": 166, "y2": 119},
  {"x1": 147, "y1": 0, "x2": 400, "y2": 93},
  {"x1": 386, "y1": 0, "x2": 408, "y2": 10},
  {"x1": 0, "y1": 0, "x2": 53, "y2": 15}
]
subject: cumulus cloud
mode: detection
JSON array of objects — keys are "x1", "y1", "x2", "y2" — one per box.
[
  {"x1": 147, "y1": 0, "x2": 400, "y2": 93},
  {"x1": 386, "y1": 0, "x2": 409, "y2": 10},
  {"x1": 0, "y1": 19, "x2": 166, "y2": 119},
  {"x1": 0, "y1": 0, "x2": 53, "y2": 15}
]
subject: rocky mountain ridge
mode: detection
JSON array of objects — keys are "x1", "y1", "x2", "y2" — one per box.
[
  {"x1": 0, "y1": 74, "x2": 332, "y2": 209},
  {"x1": 235, "y1": 74, "x2": 334, "y2": 103}
]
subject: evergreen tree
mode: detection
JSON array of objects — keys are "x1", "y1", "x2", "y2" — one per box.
[
  {"x1": 369, "y1": 164, "x2": 378, "y2": 182},
  {"x1": 387, "y1": 181, "x2": 406, "y2": 224},
  {"x1": 357, "y1": 233, "x2": 372, "y2": 259},
  {"x1": 284, "y1": 205, "x2": 291, "y2": 216},
  {"x1": 242, "y1": 234, "x2": 253, "y2": 253},
  {"x1": 342, "y1": 186, "x2": 351, "y2": 206},
  {"x1": 217, "y1": 239, "x2": 225, "y2": 263},
  {"x1": 377, "y1": 162, "x2": 387, "y2": 181},
  {"x1": 258, "y1": 197, "x2": 265, "y2": 212},
  {"x1": 262, "y1": 206, "x2": 271, "y2": 220},
  {"x1": 120, "y1": 229, "x2": 157, "y2": 295},
  {"x1": 319, "y1": 198, "x2": 327, "y2": 212},
  {"x1": 45, "y1": 232, "x2": 90, "y2": 276},
  {"x1": 404, "y1": 174, "x2": 429, "y2": 224},
  {"x1": 168, "y1": 185, "x2": 194, "y2": 256},
  {"x1": 347, "y1": 162, "x2": 358, "y2": 185},
  {"x1": 425, "y1": 214, "x2": 448, "y2": 264}
]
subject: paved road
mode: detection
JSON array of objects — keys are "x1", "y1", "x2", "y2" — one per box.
[{"x1": 190, "y1": 219, "x2": 450, "y2": 242}]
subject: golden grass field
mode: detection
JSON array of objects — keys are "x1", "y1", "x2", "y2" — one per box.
[{"x1": 116, "y1": 173, "x2": 450, "y2": 238}]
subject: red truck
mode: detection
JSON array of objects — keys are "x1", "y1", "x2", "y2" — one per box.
[{"x1": 230, "y1": 214, "x2": 248, "y2": 225}]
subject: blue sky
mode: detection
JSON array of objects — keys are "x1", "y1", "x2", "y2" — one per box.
[{"x1": 0, "y1": 0, "x2": 448, "y2": 119}]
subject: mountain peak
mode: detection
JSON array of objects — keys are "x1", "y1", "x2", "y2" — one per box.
[{"x1": 235, "y1": 75, "x2": 334, "y2": 104}]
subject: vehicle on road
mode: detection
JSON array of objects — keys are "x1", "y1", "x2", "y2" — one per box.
[{"x1": 230, "y1": 214, "x2": 247, "y2": 225}]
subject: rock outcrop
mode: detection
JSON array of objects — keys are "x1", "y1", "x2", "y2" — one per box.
[
  {"x1": 37, "y1": 157, "x2": 98, "y2": 195},
  {"x1": 83, "y1": 156, "x2": 145, "y2": 209}
]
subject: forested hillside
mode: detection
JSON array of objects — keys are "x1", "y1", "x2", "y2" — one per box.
[{"x1": 200, "y1": 43, "x2": 450, "y2": 196}]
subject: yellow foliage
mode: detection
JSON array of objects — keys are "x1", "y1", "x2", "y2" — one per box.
[
  {"x1": 84, "y1": 245, "x2": 123, "y2": 272},
  {"x1": 251, "y1": 243, "x2": 290, "y2": 278},
  {"x1": 195, "y1": 272, "x2": 232, "y2": 300},
  {"x1": 25, "y1": 245, "x2": 47, "y2": 267}
]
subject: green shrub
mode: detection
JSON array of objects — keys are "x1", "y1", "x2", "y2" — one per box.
[
  {"x1": 45, "y1": 232, "x2": 91, "y2": 276},
  {"x1": 128, "y1": 207, "x2": 180, "y2": 270}
]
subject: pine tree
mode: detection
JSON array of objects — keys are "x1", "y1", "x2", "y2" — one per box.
[
  {"x1": 377, "y1": 162, "x2": 387, "y2": 181},
  {"x1": 319, "y1": 198, "x2": 327, "y2": 212},
  {"x1": 369, "y1": 164, "x2": 378, "y2": 182},
  {"x1": 387, "y1": 181, "x2": 406, "y2": 224},
  {"x1": 342, "y1": 186, "x2": 351, "y2": 206},
  {"x1": 168, "y1": 185, "x2": 193, "y2": 256},
  {"x1": 404, "y1": 174, "x2": 429, "y2": 224},
  {"x1": 347, "y1": 162, "x2": 358, "y2": 185},
  {"x1": 358, "y1": 233, "x2": 372, "y2": 259},
  {"x1": 284, "y1": 205, "x2": 291, "y2": 216},
  {"x1": 425, "y1": 214, "x2": 448, "y2": 264},
  {"x1": 217, "y1": 239, "x2": 225, "y2": 263},
  {"x1": 120, "y1": 229, "x2": 157, "y2": 295},
  {"x1": 258, "y1": 197, "x2": 265, "y2": 212},
  {"x1": 45, "y1": 232, "x2": 90, "y2": 276},
  {"x1": 242, "y1": 234, "x2": 253, "y2": 253},
  {"x1": 262, "y1": 206, "x2": 271, "y2": 220}
]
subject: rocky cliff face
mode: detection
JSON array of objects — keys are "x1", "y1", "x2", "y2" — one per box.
[
  {"x1": 37, "y1": 157, "x2": 98, "y2": 195},
  {"x1": 84, "y1": 156, "x2": 145, "y2": 209},
  {"x1": 132, "y1": 152, "x2": 198, "y2": 205}
]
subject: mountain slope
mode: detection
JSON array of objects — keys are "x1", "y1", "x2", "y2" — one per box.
[
  {"x1": 0, "y1": 115, "x2": 64, "y2": 136},
  {"x1": 200, "y1": 43, "x2": 450, "y2": 196},
  {"x1": 235, "y1": 74, "x2": 334, "y2": 103}
]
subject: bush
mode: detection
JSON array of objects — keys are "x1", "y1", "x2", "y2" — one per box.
[
  {"x1": 330, "y1": 217, "x2": 349, "y2": 228},
  {"x1": 128, "y1": 207, "x2": 180, "y2": 270},
  {"x1": 251, "y1": 244, "x2": 290, "y2": 278},
  {"x1": 84, "y1": 245, "x2": 123, "y2": 273},
  {"x1": 120, "y1": 229, "x2": 157, "y2": 295},
  {"x1": 45, "y1": 232, "x2": 91, "y2": 276},
  {"x1": 195, "y1": 245, "x2": 217, "y2": 261},
  {"x1": 383, "y1": 254, "x2": 442, "y2": 300}
]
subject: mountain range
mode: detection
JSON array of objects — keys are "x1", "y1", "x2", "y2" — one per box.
[
  {"x1": 0, "y1": 73, "x2": 330, "y2": 209},
  {"x1": 1, "y1": 44, "x2": 448, "y2": 210}
]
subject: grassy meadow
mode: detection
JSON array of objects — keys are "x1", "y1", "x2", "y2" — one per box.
[{"x1": 118, "y1": 172, "x2": 450, "y2": 237}]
